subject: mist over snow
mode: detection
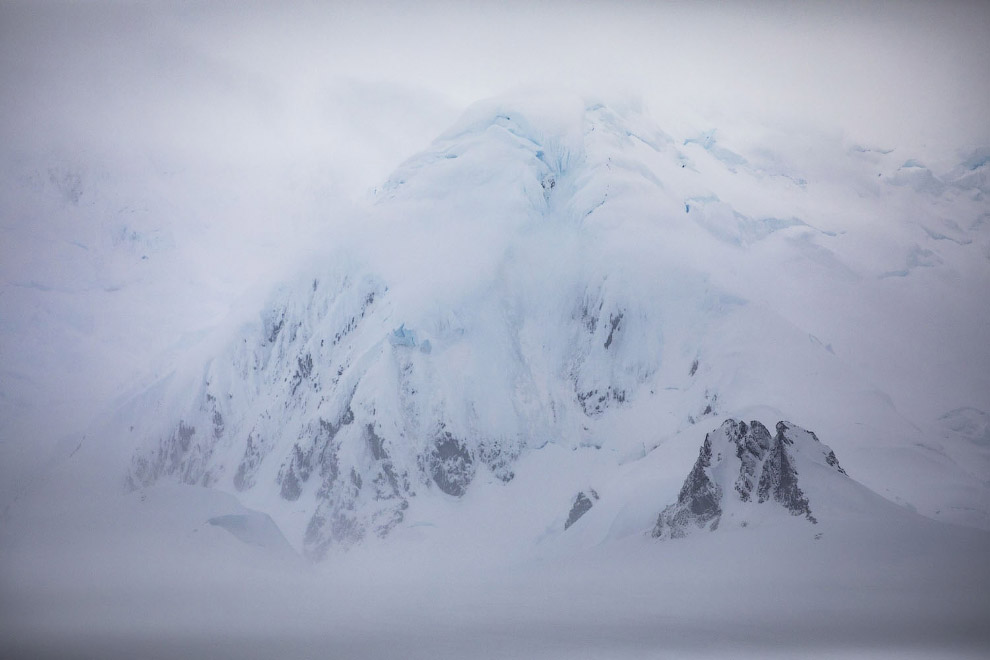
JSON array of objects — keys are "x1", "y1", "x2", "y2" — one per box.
[{"x1": 2, "y1": 2, "x2": 990, "y2": 659}]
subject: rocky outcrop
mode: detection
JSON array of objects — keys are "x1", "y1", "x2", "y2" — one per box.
[
  {"x1": 564, "y1": 489, "x2": 600, "y2": 530},
  {"x1": 653, "y1": 419, "x2": 846, "y2": 539},
  {"x1": 652, "y1": 432, "x2": 723, "y2": 538},
  {"x1": 427, "y1": 431, "x2": 475, "y2": 497},
  {"x1": 757, "y1": 422, "x2": 815, "y2": 522}
]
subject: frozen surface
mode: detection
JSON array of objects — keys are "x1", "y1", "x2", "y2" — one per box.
[
  {"x1": 3, "y1": 3, "x2": 990, "y2": 657},
  {"x1": 1, "y1": 476, "x2": 988, "y2": 660},
  {"x1": 3, "y1": 89, "x2": 989, "y2": 657},
  {"x1": 94, "y1": 93, "x2": 990, "y2": 556}
]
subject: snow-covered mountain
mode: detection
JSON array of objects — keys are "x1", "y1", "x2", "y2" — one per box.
[
  {"x1": 3, "y1": 87, "x2": 990, "y2": 660},
  {"x1": 99, "y1": 91, "x2": 990, "y2": 560}
]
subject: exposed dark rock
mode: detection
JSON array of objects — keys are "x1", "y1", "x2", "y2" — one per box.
[
  {"x1": 279, "y1": 465, "x2": 303, "y2": 501},
  {"x1": 825, "y1": 449, "x2": 846, "y2": 475},
  {"x1": 700, "y1": 390, "x2": 718, "y2": 418},
  {"x1": 653, "y1": 434, "x2": 722, "y2": 538},
  {"x1": 340, "y1": 407, "x2": 355, "y2": 425},
  {"x1": 731, "y1": 420, "x2": 772, "y2": 501},
  {"x1": 654, "y1": 418, "x2": 847, "y2": 539},
  {"x1": 603, "y1": 312, "x2": 623, "y2": 350},
  {"x1": 176, "y1": 421, "x2": 195, "y2": 451},
  {"x1": 290, "y1": 352, "x2": 314, "y2": 396},
  {"x1": 579, "y1": 298, "x2": 603, "y2": 333},
  {"x1": 365, "y1": 424, "x2": 404, "y2": 501},
  {"x1": 758, "y1": 424, "x2": 816, "y2": 523},
  {"x1": 278, "y1": 443, "x2": 312, "y2": 501},
  {"x1": 211, "y1": 409, "x2": 224, "y2": 440},
  {"x1": 429, "y1": 431, "x2": 475, "y2": 496},
  {"x1": 577, "y1": 385, "x2": 627, "y2": 417},
  {"x1": 478, "y1": 441, "x2": 517, "y2": 483},
  {"x1": 233, "y1": 432, "x2": 264, "y2": 491},
  {"x1": 366, "y1": 423, "x2": 388, "y2": 461},
  {"x1": 564, "y1": 489, "x2": 599, "y2": 530},
  {"x1": 266, "y1": 311, "x2": 285, "y2": 344}
]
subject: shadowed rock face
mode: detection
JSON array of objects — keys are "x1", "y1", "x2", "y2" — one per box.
[
  {"x1": 758, "y1": 423, "x2": 815, "y2": 523},
  {"x1": 429, "y1": 432, "x2": 475, "y2": 497},
  {"x1": 233, "y1": 433, "x2": 264, "y2": 492},
  {"x1": 729, "y1": 420, "x2": 773, "y2": 501},
  {"x1": 653, "y1": 418, "x2": 846, "y2": 539},
  {"x1": 564, "y1": 489, "x2": 600, "y2": 530},
  {"x1": 653, "y1": 434, "x2": 722, "y2": 539}
]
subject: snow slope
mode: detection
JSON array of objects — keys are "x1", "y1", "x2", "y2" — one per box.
[
  {"x1": 2, "y1": 451, "x2": 988, "y2": 659},
  {"x1": 88, "y1": 92, "x2": 990, "y2": 563},
  {"x1": 3, "y1": 89, "x2": 989, "y2": 658},
  {"x1": 0, "y1": 76, "x2": 458, "y2": 507}
]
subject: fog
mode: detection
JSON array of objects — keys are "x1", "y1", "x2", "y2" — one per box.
[
  {"x1": 2, "y1": 0, "x2": 989, "y2": 456},
  {"x1": 2, "y1": 1, "x2": 990, "y2": 658},
  {"x1": 5, "y1": 1, "x2": 990, "y2": 170},
  {"x1": 3, "y1": 476, "x2": 989, "y2": 659}
]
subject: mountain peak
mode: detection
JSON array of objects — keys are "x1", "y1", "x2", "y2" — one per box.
[
  {"x1": 652, "y1": 419, "x2": 848, "y2": 540},
  {"x1": 109, "y1": 91, "x2": 990, "y2": 561}
]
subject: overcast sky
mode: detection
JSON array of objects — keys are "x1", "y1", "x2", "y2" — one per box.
[{"x1": 2, "y1": 0, "x2": 989, "y2": 182}]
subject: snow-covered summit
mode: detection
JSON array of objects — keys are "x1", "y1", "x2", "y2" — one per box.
[
  {"x1": 95, "y1": 92, "x2": 990, "y2": 559},
  {"x1": 379, "y1": 91, "x2": 670, "y2": 213}
]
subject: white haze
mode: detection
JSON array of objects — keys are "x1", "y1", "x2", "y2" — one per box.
[
  {"x1": 2, "y1": 2, "x2": 990, "y2": 659},
  {"x1": 2, "y1": 0, "x2": 989, "y2": 459}
]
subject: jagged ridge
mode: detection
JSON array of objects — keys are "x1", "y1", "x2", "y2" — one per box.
[
  {"x1": 124, "y1": 96, "x2": 680, "y2": 559},
  {"x1": 653, "y1": 419, "x2": 847, "y2": 539}
]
